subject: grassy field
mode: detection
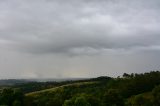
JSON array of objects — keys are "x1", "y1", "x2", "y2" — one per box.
[{"x1": 26, "y1": 81, "x2": 98, "y2": 96}]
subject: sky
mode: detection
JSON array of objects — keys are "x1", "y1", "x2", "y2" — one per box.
[{"x1": 0, "y1": 0, "x2": 160, "y2": 79}]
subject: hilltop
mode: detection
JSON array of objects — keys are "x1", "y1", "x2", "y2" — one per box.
[{"x1": 1, "y1": 71, "x2": 160, "y2": 106}]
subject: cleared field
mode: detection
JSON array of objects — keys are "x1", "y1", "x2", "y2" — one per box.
[{"x1": 26, "y1": 81, "x2": 97, "y2": 96}]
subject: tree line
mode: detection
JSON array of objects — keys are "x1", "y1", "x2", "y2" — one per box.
[{"x1": 1, "y1": 71, "x2": 160, "y2": 106}]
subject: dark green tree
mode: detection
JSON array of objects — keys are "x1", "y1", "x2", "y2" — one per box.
[
  {"x1": 63, "y1": 95, "x2": 91, "y2": 106},
  {"x1": 13, "y1": 100, "x2": 21, "y2": 106},
  {"x1": 103, "y1": 89, "x2": 124, "y2": 106},
  {"x1": 152, "y1": 85, "x2": 160, "y2": 106},
  {"x1": 126, "y1": 95, "x2": 152, "y2": 106},
  {"x1": 0, "y1": 88, "x2": 14, "y2": 105}
]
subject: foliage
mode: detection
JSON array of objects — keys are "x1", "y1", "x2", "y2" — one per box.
[
  {"x1": 0, "y1": 88, "x2": 24, "y2": 106},
  {"x1": 63, "y1": 94, "x2": 91, "y2": 106},
  {"x1": 2, "y1": 71, "x2": 160, "y2": 106},
  {"x1": 103, "y1": 89, "x2": 124, "y2": 106},
  {"x1": 126, "y1": 94, "x2": 153, "y2": 106},
  {"x1": 152, "y1": 85, "x2": 160, "y2": 106}
]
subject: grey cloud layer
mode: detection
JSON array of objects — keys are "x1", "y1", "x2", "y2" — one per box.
[
  {"x1": 0, "y1": 0, "x2": 160, "y2": 78},
  {"x1": 0, "y1": 0, "x2": 160, "y2": 55}
]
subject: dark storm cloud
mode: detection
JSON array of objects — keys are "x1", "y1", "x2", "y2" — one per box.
[{"x1": 0, "y1": 0, "x2": 160, "y2": 78}]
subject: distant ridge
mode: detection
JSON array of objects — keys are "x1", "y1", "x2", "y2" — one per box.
[{"x1": 0, "y1": 78, "x2": 89, "y2": 86}]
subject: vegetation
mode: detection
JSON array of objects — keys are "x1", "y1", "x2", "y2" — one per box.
[{"x1": 1, "y1": 71, "x2": 160, "y2": 106}]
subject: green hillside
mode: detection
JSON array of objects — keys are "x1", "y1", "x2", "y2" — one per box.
[
  {"x1": 26, "y1": 81, "x2": 97, "y2": 96},
  {"x1": 1, "y1": 71, "x2": 160, "y2": 106}
]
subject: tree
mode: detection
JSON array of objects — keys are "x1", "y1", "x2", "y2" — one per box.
[
  {"x1": 103, "y1": 89, "x2": 124, "y2": 106},
  {"x1": 13, "y1": 88, "x2": 24, "y2": 105},
  {"x1": 85, "y1": 94, "x2": 102, "y2": 106},
  {"x1": 126, "y1": 95, "x2": 152, "y2": 106},
  {"x1": 74, "y1": 96, "x2": 91, "y2": 106},
  {"x1": 13, "y1": 100, "x2": 21, "y2": 106},
  {"x1": 0, "y1": 88, "x2": 24, "y2": 106},
  {"x1": 123, "y1": 73, "x2": 130, "y2": 78},
  {"x1": 0, "y1": 88, "x2": 14, "y2": 105},
  {"x1": 152, "y1": 85, "x2": 160, "y2": 106},
  {"x1": 63, "y1": 95, "x2": 91, "y2": 106}
]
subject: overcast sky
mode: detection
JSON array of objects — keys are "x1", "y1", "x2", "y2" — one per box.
[{"x1": 0, "y1": 0, "x2": 160, "y2": 79}]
